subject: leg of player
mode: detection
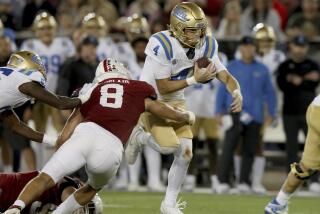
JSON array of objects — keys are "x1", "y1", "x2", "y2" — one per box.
[
  {"x1": 5, "y1": 172, "x2": 55, "y2": 213},
  {"x1": 144, "y1": 145, "x2": 164, "y2": 191},
  {"x1": 161, "y1": 138, "x2": 192, "y2": 214},
  {"x1": 53, "y1": 184, "x2": 98, "y2": 214},
  {"x1": 265, "y1": 104, "x2": 320, "y2": 214}
]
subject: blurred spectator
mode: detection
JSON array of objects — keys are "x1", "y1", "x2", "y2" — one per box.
[
  {"x1": 276, "y1": 35, "x2": 320, "y2": 192},
  {"x1": 286, "y1": 0, "x2": 320, "y2": 39},
  {"x1": 58, "y1": 0, "x2": 84, "y2": 29},
  {"x1": 240, "y1": 0, "x2": 284, "y2": 40},
  {"x1": 79, "y1": 0, "x2": 118, "y2": 29},
  {"x1": 40, "y1": 0, "x2": 59, "y2": 17},
  {"x1": 216, "y1": 0, "x2": 242, "y2": 39},
  {"x1": 0, "y1": 0, "x2": 15, "y2": 30},
  {"x1": 127, "y1": 0, "x2": 161, "y2": 24},
  {"x1": 215, "y1": 36, "x2": 276, "y2": 193},
  {"x1": 21, "y1": 0, "x2": 42, "y2": 29},
  {"x1": 272, "y1": 0, "x2": 288, "y2": 30},
  {"x1": 81, "y1": 12, "x2": 119, "y2": 61},
  {"x1": 57, "y1": 35, "x2": 99, "y2": 97},
  {"x1": 150, "y1": 19, "x2": 166, "y2": 34},
  {"x1": 0, "y1": 35, "x2": 12, "y2": 64},
  {"x1": 56, "y1": 10, "x2": 75, "y2": 37}
]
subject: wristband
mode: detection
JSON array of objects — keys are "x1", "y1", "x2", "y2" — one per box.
[
  {"x1": 13, "y1": 200, "x2": 26, "y2": 210},
  {"x1": 186, "y1": 76, "x2": 197, "y2": 85}
]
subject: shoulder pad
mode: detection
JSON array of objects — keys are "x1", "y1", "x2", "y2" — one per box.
[
  {"x1": 145, "y1": 32, "x2": 173, "y2": 64},
  {"x1": 203, "y1": 36, "x2": 217, "y2": 59},
  {"x1": 18, "y1": 69, "x2": 46, "y2": 87}
]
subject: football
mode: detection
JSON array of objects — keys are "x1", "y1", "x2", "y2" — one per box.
[{"x1": 196, "y1": 57, "x2": 211, "y2": 68}]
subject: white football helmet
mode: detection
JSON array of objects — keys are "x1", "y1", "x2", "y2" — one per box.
[{"x1": 93, "y1": 58, "x2": 132, "y2": 83}]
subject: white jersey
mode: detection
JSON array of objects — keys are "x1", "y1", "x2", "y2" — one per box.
[
  {"x1": 0, "y1": 66, "x2": 46, "y2": 112},
  {"x1": 116, "y1": 42, "x2": 142, "y2": 80},
  {"x1": 97, "y1": 37, "x2": 119, "y2": 61},
  {"x1": 312, "y1": 94, "x2": 320, "y2": 106},
  {"x1": 20, "y1": 37, "x2": 75, "y2": 92},
  {"x1": 256, "y1": 49, "x2": 286, "y2": 75},
  {"x1": 141, "y1": 30, "x2": 226, "y2": 101}
]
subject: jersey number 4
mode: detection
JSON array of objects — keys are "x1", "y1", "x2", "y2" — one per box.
[{"x1": 100, "y1": 84, "x2": 124, "y2": 108}]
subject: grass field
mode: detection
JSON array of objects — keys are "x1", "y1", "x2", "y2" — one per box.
[{"x1": 99, "y1": 191, "x2": 320, "y2": 214}]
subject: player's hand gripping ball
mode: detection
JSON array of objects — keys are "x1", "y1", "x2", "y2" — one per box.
[{"x1": 194, "y1": 57, "x2": 216, "y2": 83}]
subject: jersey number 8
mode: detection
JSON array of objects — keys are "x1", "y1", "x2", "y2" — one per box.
[{"x1": 100, "y1": 84, "x2": 124, "y2": 108}]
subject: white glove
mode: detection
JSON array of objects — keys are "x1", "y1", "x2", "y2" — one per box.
[
  {"x1": 42, "y1": 134, "x2": 58, "y2": 147},
  {"x1": 78, "y1": 83, "x2": 97, "y2": 104},
  {"x1": 186, "y1": 111, "x2": 195, "y2": 125},
  {"x1": 4, "y1": 208, "x2": 21, "y2": 214}
]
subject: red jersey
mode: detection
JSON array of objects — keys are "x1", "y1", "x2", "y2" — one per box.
[
  {"x1": 80, "y1": 78, "x2": 156, "y2": 144},
  {"x1": 0, "y1": 171, "x2": 79, "y2": 213}
]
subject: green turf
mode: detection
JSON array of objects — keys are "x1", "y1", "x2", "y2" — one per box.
[{"x1": 100, "y1": 191, "x2": 320, "y2": 214}]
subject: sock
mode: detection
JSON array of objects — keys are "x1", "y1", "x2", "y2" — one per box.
[
  {"x1": 252, "y1": 156, "x2": 266, "y2": 187},
  {"x1": 53, "y1": 194, "x2": 82, "y2": 214},
  {"x1": 233, "y1": 155, "x2": 241, "y2": 184},
  {"x1": 276, "y1": 190, "x2": 292, "y2": 205},
  {"x1": 4, "y1": 165, "x2": 13, "y2": 172},
  {"x1": 13, "y1": 200, "x2": 25, "y2": 210},
  {"x1": 128, "y1": 154, "x2": 141, "y2": 186},
  {"x1": 144, "y1": 145, "x2": 162, "y2": 186},
  {"x1": 164, "y1": 138, "x2": 192, "y2": 207}
]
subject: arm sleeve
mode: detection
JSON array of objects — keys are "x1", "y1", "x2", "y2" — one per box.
[
  {"x1": 143, "y1": 55, "x2": 172, "y2": 80},
  {"x1": 141, "y1": 82, "x2": 157, "y2": 100}
]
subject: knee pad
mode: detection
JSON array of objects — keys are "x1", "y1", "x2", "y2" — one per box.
[{"x1": 290, "y1": 162, "x2": 316, "y2": 180}]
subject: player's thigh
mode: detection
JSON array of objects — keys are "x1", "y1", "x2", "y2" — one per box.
[
  {"x1": 86, "y1": 127, "x2": 123, "y2": 189},
  {"x1": 202, "y1": 118, "x2": 220, "y2": 139},
  {"x1": 191, "y1": 117, "x2": 202, "y2": 137},
  {"x1": 42, "y1": 124, "x2": 92, "y2": 183},
  {"x1": 170, "y1": 101, "x2": 193, "y2": 139},
  {"x1": 141, "y1": 112, "x2": 180, "y2": 148},
  {"x1": 301, "y1": 105, "x2": 320, "y2": 170}
]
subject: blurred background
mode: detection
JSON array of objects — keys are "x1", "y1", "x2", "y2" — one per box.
[{"x1": 0, "y1": 0, "x2": 320, "y2": 195}]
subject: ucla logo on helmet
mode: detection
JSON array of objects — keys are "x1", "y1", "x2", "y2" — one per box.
[
  {"x1": 31, "y1": 55, "x2": 44, "y2": 66},
  {"x1": 172, "y1": 7, "x2": 189, "y2": 22}
]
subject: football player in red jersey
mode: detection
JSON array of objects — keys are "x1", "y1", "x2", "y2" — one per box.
[
  {"x1": 0, "y1": 171, "x2": 103, "y2": 213},
  {"x1": 5, "y1": 58, "x2": 195, "y2": 214}
]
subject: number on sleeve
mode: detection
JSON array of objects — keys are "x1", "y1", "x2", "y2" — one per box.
[
  {"x1": 100, "y1": 84, "x2": 124, "y2": 108},
  {"x1": 0, "y1": 67, "x2": 13, "y2": 76},
  {"x1": 153, "y1": 45, "x2": 160, "y2": 56}
]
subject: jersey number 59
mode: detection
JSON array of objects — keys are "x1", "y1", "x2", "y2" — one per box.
[{"x1": 100, "y1": 84, "x2": 124, "y2": 108}]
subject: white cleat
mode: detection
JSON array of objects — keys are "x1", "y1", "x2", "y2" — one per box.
[
  {"x1": 214, "y1": 183, "x2": 230, "y2": 194},
  {"x1": 308, "y1": 182, "x2": 320, "y2": 194},
  {"x1": 236, "y1": 183, "x2": 252, "y2": 194},
  {"x1": 148, "y1": 182, "x2": 166, "y2": 192},
  {"x1": 265, "y1": 199, "x2": 288, "y2": 214},
  {"x1": 125, "y1": 125, "x2": 145, "y2": 164},
  {"x1": 252, "y1": 183, "x2": 267, "y2": 195},
  {"x1": 160, "y1": 200, "x2": 187, "y2": 214}
]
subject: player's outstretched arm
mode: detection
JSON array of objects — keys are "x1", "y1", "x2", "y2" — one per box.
[
  {"x1": 1, "y1": 110, "x2": 43, "y2": 143},
  {"x1": 216, "y1": 70, "x2": 243, "y2": 113},
  {"x1": 18, "y1": 81, "x2": 81, "y2": 110},
  {"x1": 144, "y1": 98, "x2": 195, "y2": 125},
  {"x1": 56, "y1": 108, "x2": 83, "y2": 149}
]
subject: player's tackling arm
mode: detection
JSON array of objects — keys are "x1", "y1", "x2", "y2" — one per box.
[
  {"x1": 144, "y1": 98, "x2": 194, "y2": 125},
  {"x1": 18, "y1": 81, "x2": 81, "y2": 110},
  {"x1": 216, "y1": 69, "x2": 242, "y2": 112},
  {"x1": 56, "y1": 108, "x2": 83, "y2": 149}
]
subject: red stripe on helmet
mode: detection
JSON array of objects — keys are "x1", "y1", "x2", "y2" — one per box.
[{"x1": 103, "y1": 59, "x2": 109, "y2": 72}]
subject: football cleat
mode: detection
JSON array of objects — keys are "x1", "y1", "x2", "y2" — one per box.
[
  {"x1": 265, "y1": 199, "x2": 288, "y2": 214},
  {"x1": 125, "y1": 125, "x2": 145, "y2": 164},
  {"x1": 160, "y1": 199, "x2": 187, "y2": 214}
]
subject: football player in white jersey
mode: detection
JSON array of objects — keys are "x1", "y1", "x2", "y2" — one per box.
[
  {"x1": 265, "y1": 94, "x2": 320, "y2": 214},
  {"x1": 20, "y1": 12, "x2": 75, "y2": 93},
  {"x1": 81, "y1": 13, "x2": 119, "y2": 61},
  {"x1": 0, "y1": 51, "x2": 89, "y2": 146},
  {"x1": 125, "y1": 2, "x2": 242, "y2": 213}
]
